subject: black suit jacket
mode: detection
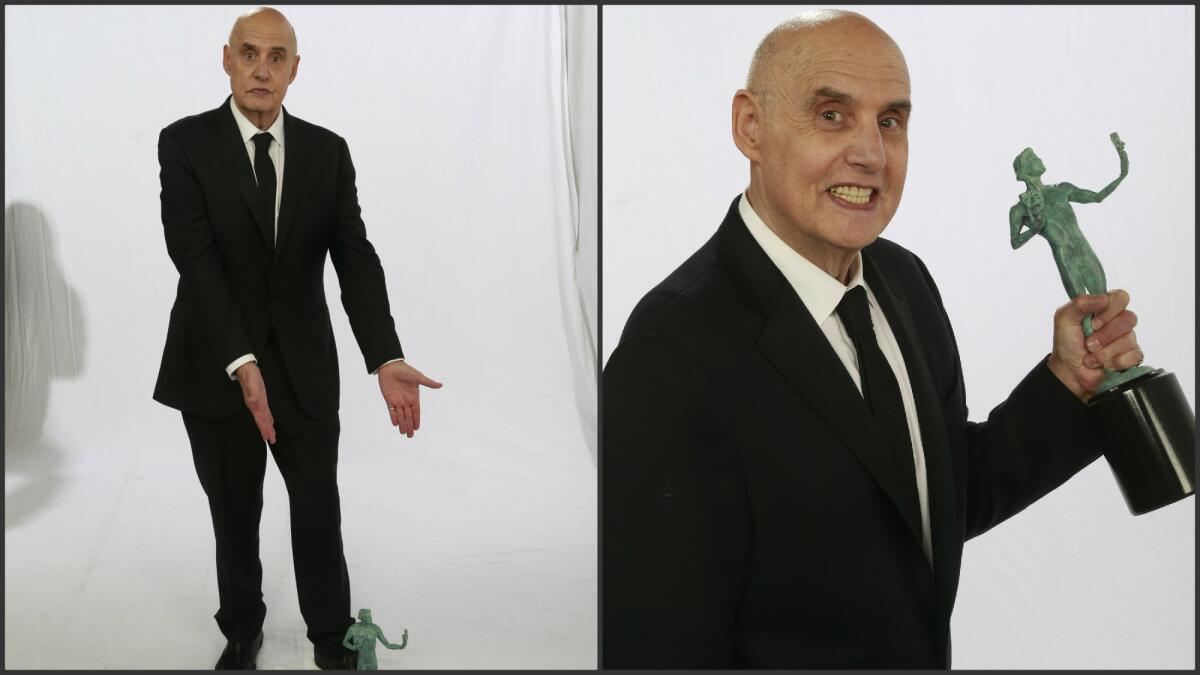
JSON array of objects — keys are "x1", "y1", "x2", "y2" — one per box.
[
  {"x1": 602, "y1": 197, "x2": 1102, "y2": 668},
  {"x1": 153, "y1": 97, "x2": 402, "y2": 419}
]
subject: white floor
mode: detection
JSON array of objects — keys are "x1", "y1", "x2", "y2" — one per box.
[{"x1": 5, "y1": 400, "x2": 598, "y2": 670}]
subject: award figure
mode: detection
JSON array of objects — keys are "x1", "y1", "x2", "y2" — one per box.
[
  {"x1": 1010, "y1": 133, "x2": 1194, "y2": 514},
  {"x1": 343, "y1": 608, "x2": 408, "y2": 671}
]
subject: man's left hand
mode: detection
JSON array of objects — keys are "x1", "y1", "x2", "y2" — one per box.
[
  {"x1": 378, "y1": 361, "x2": 443, "y2": 438},
  {"x1": 1047, "y1": 289, "x2": 1143, "y2": 402}
]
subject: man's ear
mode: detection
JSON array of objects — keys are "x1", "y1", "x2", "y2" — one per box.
[
  {"x1": 222, "y1": 44, "x2": 232, "y2": 76},
  {"x1": 732, "y1": 89, "x2": 763, "y2": 162},
  {"x1": 288, "y1": 54, "x2": 300, "y2": 85}
]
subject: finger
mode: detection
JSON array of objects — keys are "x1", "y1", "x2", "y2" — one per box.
[
  {"x1": 1075, "y1": 365, "x2": 1105, "y2": 396},
  {"x1": 401, "y1": 406, "x2": 414, "y2": 438},
  {"x1": 254, "y1": 407, "x2": 276, "y2": 445},
  {"x1": 1085, "y1": 310, "x2": 1137, "y2": 353},
  {"x1": 1086, "y1": 332, "x2": 1142, "y2": 370},
  {"x1": 396, "y1": 405, "x2": 409, "y2": 436},
  {"x1": 413, "y1": 402, "x2": 421, "y2": 431},
  {"x1": 1089, "y1": 289, "x2": 1131, "y2": 330},
  {"x1": 1056, "y1": 293, "x2": 1109, "y2": 327},
  {"x1": 1108, "y1": 347, "x2": 1145, "y2": 372},
  {"x1": 389, "y1": 403, "x2": 400, "y2": 427}
]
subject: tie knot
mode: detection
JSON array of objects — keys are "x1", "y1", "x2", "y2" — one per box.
[
  {"x1": 252, "y1": 132, "x2": 273, "y2": 153},
  {"x1": 836, "y1": 285, "x2": 874, "y2": 335}
]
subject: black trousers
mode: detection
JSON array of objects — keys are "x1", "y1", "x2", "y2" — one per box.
[{"x1": 182, "y1": 330, "x2": 353, "y2": 651}]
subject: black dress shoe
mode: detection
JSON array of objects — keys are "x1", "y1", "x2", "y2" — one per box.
[
  {"x1": 314, "y1": 646, "x2": 357, "y2": 670},
  {"x1": 215, "y1": 631, "x2": 263, "y2": 670}
]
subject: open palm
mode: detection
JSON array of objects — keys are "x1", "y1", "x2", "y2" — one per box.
[{"x1": 378, "y1": 361, "x2": 443, "y2": 438}]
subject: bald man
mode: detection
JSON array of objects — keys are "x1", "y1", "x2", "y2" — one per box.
[
  {"x1": 602, "y1": 10, "x2": 1143, "y2": 668},
  {"x1": 153, "y1": 8, "x2": 440, "y2": 670}
]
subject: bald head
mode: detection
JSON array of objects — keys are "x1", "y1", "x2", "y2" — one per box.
[
  {"x1": 228, "y1": 7, "x2": 297, "y2": 55},
  {"x1": 746, "y1": 10, "x2": 905, "y2": 110}
]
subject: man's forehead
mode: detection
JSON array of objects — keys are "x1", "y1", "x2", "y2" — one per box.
[
  {"x1": 777, "y1": 23, "x2": 908, "y2": 79},
  {"x1": 231, "y1": 12, "x2": 296, "y2": 50},
  {"x1": 783, "y1": 49, "x2": 911, "y2": 102}
]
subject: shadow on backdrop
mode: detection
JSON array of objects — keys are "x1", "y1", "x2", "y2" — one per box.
[{"x1": 5, "y1": 201, "x2": 87, "y2": 530}]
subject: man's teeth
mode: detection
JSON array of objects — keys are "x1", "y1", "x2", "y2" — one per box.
[{"x1": 829, "y1": 186, "x2": 873, "y2": 205}]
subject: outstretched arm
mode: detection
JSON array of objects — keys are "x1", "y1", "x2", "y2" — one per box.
[
  {"x1": 1009, "y1": 203, "x2": 1039, "y2": 249},
  {"x1": 1068, "y1": 132, "x2": 1128, "y2": 204},
  {"x1": 379, "y1": 628, "x2": 408, "y2": 650}
]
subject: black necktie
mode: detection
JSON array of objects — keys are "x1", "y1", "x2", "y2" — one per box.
[
  {"x1": 252, "y1": 132, "x2": 276, "y2": 247},
  {"x1": 836, "y1": 286, "x2": 920, "y2": 519}
]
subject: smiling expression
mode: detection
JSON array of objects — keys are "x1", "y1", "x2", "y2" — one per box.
[{"x1": 736, "y1": 15, "x2": 912, "y2": 281}]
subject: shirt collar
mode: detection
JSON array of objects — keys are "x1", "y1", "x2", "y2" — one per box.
[
  {"x1": 229, "y1": 96, "x2": 285, "y2": 148},
  {"x1": 738, "y1": 191, "x2": 866, "y2": 326}
]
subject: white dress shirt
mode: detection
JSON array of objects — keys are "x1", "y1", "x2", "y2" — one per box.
[
  {"x1": 739, "y1": 192, "x2": 933, "y2": 564},
  {"x1": 223, "y1": 98, "x2": 402, "y2": 379}
]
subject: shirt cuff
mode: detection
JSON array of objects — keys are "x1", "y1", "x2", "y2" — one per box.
[
  {"x1": 227, "y1": 353, "x2": 257, "y2": 381},
  {"x1": 372, "y1": 357, "x2": 405, "y2": 375}
]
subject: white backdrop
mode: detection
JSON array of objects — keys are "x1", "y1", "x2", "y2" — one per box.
[
  {"x1": 603, "y1": 5, "x2": 1194, "y2": 669},
  {"x1": 6, "y1": 5, "x2": 596, "y2": 669}
]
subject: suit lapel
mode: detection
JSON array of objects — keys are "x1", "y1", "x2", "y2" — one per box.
[
  {"x1": 863, "y1": 247, "x2": 962, "y2": 646},
  {"x1": 716, "y1": 200, "x2": 924, "y2": 546},
  {"x1": 213, "y1": 97, "x2": 273, "y2": 249},
  {"x1": 275, "y1": 107, "x2": 308, "y2": 260}
]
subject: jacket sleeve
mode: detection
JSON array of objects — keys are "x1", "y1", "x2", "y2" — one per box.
[
  {"x1": 159, "y1": 126, "x2": 253, "y2": 371},
  {"x1": 959, "y1": 358, "x2": 1103, "y2": 539},
  {"x1": 328, "y1": 136, "x2": 404, "y2": 373},
  {"x1": 912, "y1": 254, "x2": 1103, "y2": 539},
  {"x1": 602, "y1": 335, "x2": 751, "y2": 668}
]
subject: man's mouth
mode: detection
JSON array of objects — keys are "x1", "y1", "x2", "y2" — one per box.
[
  {"x1": 828, "y1": 185, "x2": 875, "y2": 206},
  {"x1": 250, "y1": 88, "x2": 271, "y2": 95}
]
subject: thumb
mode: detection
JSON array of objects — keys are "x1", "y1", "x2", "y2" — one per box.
[
  {"x1": 420, "y1": 374, "x2": 443, "y2": 388},
  {"x1": 1059, "y1": 293, "x2": 1108, "y2": 324}
]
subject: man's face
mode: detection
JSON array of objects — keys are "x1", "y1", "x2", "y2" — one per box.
[
  {"x1": 223, "y1": 12, "x2": 299, "y2": 119},
  {"x1": 748, "y1": 21, "x2": 911, "y2": 270}
]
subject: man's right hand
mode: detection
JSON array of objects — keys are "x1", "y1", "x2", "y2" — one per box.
[{"x1": 236, "y1": 361, "x2": 277, "y2": 444}]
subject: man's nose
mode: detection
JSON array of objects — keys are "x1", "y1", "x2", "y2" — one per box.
[
  {"x1": 253, "y1": 59, "x2": 271, "y2": 80},
  {"x1": 844, "y1": 121, "x2": 886, "y2": 172}
]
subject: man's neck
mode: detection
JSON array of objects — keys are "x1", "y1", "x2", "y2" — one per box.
[{"x1": 235, "y1": 102, "x2": 280, "y2": 131}]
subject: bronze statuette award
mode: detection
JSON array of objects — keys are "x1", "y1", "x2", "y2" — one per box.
[{"x1": 1009, "y1": 132, "x2": 1195, "y2": 515}]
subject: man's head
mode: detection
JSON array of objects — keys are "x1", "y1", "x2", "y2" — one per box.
[
  {"x1": 733, "y1": 10, "x2": 911, "y2": 280},
  {"x1": 358, "y1": 608, "x2": 372, "y2": 623},
  {"x1": 1013, "y1": 148, "x2": 1046, "y2": 182},
  {"x1": 223, "y1": 7, "x2": 300, "y2": 124}
]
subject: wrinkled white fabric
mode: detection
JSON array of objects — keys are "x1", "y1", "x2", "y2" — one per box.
[{"x1": 5, "y1": 6, "x2": 596, "y2": 669}]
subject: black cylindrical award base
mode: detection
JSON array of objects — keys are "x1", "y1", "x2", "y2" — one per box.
[{"x1": 1088, "y1": 369, "x2": 1195, "y2": 515}]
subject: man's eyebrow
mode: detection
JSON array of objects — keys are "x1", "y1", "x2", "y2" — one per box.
[
  {"x1": 240, "y1": 42, "x2": 289, "y2": 54},
  {"x1": 809, "y1": 86, "x2": 912, "y2": 113},
  {"x1": 809, "y1": 86, "x2": 853, "y2": 106}
]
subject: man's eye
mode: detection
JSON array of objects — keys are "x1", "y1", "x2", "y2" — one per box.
[
  {"x1": 820, "y1": 110, "x2": 842, "y2": 122},
  {"x1": 880, "y1": 117, "x2": 900, "y2": 129},
  {"x1": 270, "y1": 54, "x2": 282, "y2": 64},
  {"x1": 243, "y1": 52, "x2": 255, "y2": 61}
]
